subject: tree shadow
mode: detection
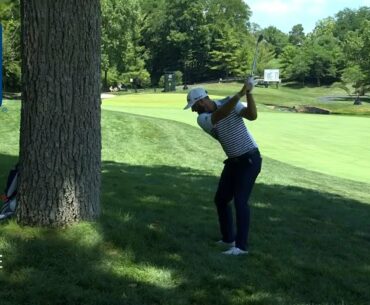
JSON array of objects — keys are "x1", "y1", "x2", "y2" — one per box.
[
  {"x1": 0, "y1": 154, "x2": 19, "y2": 186},
  {"x1": 282, "y1": 82, "x2": 309, "y2": 89},
  {"x1": 1, "y1": 155, "x2": 369, "y2": 305}
]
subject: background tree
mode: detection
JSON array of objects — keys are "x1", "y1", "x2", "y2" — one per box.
[
  {"x1": 289, "y1": 24, "x2": 305, "y2": 46},
  {"x1": 340, "y1": 19, "x2": 370, "y2": 94},
  {"x1": 0, "y1": 0, "x2": 21, "y2": 92},
  {"x1": 281, "y1": 18, "x2": 343, "y2": 86},
  {"x1": 334, "y1": 65, "x2": 366, "y2": 95},
  {"x1": 18, "y1": 0, "x2": 102, "y2": 227},
  {"x1": 141, "y1": 0, "x2": 211, "y2": 84},
  {"x1": 333, "y1": 7, "x2": 370, "y2": 40},
  {"x1": 2, "y1": 1, "x2": 370, "y2": 90},
  {"x1": 101, "y1": 0, "x2": 148, "y2": 90},
  {"x1": 205, "y1": 0, "x2": 252, "y2": 79},
  {"x1": 140, "y1": 0, "x2": 253, "y2": 84},
  {"x1": 261, "y1": 26, "x2": 289, "y2": 57},
  {"x1": 304, "y1": 20, "x2": 343, "y2": 86},
  {"x1": 280, "y1": 45, "x2": 310, "y2": 84},
  {"x1": 208, "y1": 26, "x2": 243, "y2": 78}
]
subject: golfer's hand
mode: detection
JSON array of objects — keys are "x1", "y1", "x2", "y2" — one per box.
[
  {"x1": 237, "y1": 77, "x2": 254, "y2": 99},
  {"x1": 245, "y1": 76, "x2": 254, "y2": 93}
]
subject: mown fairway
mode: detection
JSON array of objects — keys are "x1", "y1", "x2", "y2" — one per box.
[
  {"x1": 102, "y1": 86, "x2": 370, "y2": 183},
  {"x1": 0, "y1": 88, "x2": 369, "y2": 305}
]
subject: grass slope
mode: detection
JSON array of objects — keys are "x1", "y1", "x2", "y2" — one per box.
[
  {"x1": 0, "y1": 106, "x2": 369, "y2": 305},
  {"x1": 102, "y1": 94, "x2": 370, "y2": 183},
  {"x1": 198, "y1": 83, "x2": 370, "y2": 116}
]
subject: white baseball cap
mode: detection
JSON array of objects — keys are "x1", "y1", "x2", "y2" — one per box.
[{"x1": 184, "y1": 88, "x2": 208, "y2": 110}]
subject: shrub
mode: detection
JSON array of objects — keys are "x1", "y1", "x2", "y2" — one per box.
[{"x1": 174, "y1": 70, "x2": 183, "y2": 85}]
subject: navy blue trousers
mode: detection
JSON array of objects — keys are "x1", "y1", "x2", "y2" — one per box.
[{"x1": 214, "y1": 149, "x2": 262, "y2": 251}]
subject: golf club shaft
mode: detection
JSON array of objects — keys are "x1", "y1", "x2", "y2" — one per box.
[
  {"x1": 250, "y1": 34, "x2": 263, "y2": 77},
  {"x1": 251, "y1": 45, "x2": 259, "y2": 76}
]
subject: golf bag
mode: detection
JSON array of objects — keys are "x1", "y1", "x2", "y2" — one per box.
[{"x1": 0, "y1": 164, "x2": 19, "y2": 221}]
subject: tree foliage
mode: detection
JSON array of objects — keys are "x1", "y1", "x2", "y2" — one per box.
[
  {"x1": 101, "y1": 0, "x2": 147, "y2": 89},
  {"x1": 289, "y1": 24, "x2": 305, "y2": 46},
  {"x1": 0, "y1": 0, "x2": 21, "y2": 91},
  {"x1": 1, "y1": 2, "x2": 370, "y2": 89},
  {"x1": 261, "y1": 26, "x2": 289, "y2": 57},
  {"x1": 140, "y1": 0, "x2": 253, "y2": 84},
  {"x1": 334, "y1": 7, "x2": 370, "y2": 93},
  {"x1": 305, "y1": 30, "x2": 343, "y2": 86}
]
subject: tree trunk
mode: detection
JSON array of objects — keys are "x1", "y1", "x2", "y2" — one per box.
[{"x1": 18, "y1": 0, "x2": 101, "y2": 227}]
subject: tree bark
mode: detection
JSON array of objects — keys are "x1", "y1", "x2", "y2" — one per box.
[{"x1": 18, "y1": 0, "x2": 101, "y2": 227}]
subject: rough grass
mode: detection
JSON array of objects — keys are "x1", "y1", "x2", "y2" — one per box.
[{"x1": 0, "y1": 99, "x2": 369, "y2": 305}]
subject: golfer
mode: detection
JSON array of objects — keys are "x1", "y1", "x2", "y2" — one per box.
[{"x1": 184, "y1": 78, "x2": 262, "y2": 255}]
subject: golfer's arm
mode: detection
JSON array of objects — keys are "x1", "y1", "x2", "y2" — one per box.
[
  {"x1": 240, "y1": 92, "x2": 257, "y2": 121},
  {"x1": 211, "y1": 89, "x2": 246, "y2": 125}
]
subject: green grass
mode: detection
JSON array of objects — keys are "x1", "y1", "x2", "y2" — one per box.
[
  {"x1": 0, "y1": 93, "x2": 370, "y2": 305},
  {"x1": 104, "y1": 82, "x2": 370, "y2": 115},
  {"x1": 102, "y1": 92, "x2": 370, "y2": 183},
  {"x1": 171, "y1": 82, "x2": 370, "y2": 115},
  {"x1": 0, "y1": 100, "x2": 20, "y2": 156}
]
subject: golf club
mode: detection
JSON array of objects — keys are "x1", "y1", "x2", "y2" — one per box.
[{"x1": 250, "y1": 34, "x2": 264, "y2": 77}]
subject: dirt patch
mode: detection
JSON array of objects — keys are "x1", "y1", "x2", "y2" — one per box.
[
  {"x1": 263, "y1": 104, "x2": 330, "y2": 114},
  {"x1": 294, "y1": 106, "x2": 330, "y2": 114}
]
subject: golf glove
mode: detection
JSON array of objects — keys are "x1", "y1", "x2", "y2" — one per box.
[{"x1": 246, "y1": 77, "x2": 254, "y2": 92}]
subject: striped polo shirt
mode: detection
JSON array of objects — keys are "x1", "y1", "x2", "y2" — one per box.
[{"x1": 197, "y1": 97, "x2": 258, "y2": 158}]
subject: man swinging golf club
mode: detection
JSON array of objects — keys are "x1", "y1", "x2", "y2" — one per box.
[{"x1": 183, "y1": 78, "x2": 262, "y2": 255}]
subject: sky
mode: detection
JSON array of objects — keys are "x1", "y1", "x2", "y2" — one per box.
[{"x1": 246, "y1": 0, "x2": 370, "y2": 34}]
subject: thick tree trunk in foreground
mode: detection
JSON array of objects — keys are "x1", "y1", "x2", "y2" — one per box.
[{"x1": 18, "y1": 1, "x2": 101, "y2": 226}]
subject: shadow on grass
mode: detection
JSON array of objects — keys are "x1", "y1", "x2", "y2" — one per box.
[
  {"x1": 319, "y1": 96, "x2": 370, "y2": 104},
  {"x1": 1, "y1": 155, "x2": 370, "y2": 305},
  {"x1": 282, "y1": 82, "x2": 312, "y2": 89},
  {"x1": 0, "y1": 154, "x2": 19, "y2": 182}
]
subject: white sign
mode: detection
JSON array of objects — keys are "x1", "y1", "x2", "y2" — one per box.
[{"x1": 264, "y1": 69, "x2": 280, "y2": 82}]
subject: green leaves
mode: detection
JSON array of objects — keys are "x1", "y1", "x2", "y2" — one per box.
[
  {"x1": 261, "y1": 26, "x2": 289, "y2": 57},
  {"x1": 2, "y1": 1, "x2": 370, "y2": 90},
  {"x1": 337, "y1": 9, "x2": 370, "y2": 92},
  {"x1": 289, "y1": 24, "x2": 305, "y2": 46},
  {"x1": 0, "y1": 0, "x2": 20, "y2": 91},
  {"x1": 141, "y1": 0, "x2": 253, "y2": 83},
  {"x1": 101, "y1": 0, "x2": 148, "y2": 88}
]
